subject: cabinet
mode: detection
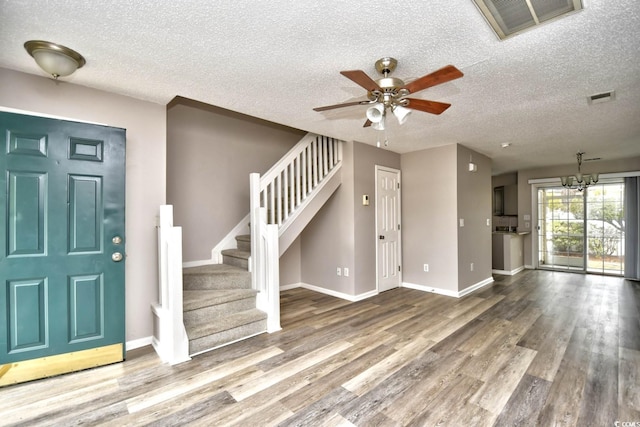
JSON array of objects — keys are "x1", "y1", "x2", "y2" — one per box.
[
  {"x1": 493, "y1": 186, "x2": 504, "y2": 216},
  {"x1": 494, "y1": 185, "x2": 518, "y2": 216}
]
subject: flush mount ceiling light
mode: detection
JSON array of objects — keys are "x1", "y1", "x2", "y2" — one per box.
[
  {"x1": 561, "y1": 151, "x2": 599, "y2": 192},
  {"x1": 24, "y1": 40, "x2": 86, "y2": 79},
  {"x1": 472, "y1": 0, "x2": 583, "y2": 40}
]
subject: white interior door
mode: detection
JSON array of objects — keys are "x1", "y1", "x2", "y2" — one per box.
[{"x1": 376, "y1": 166, "x2": 401, "y2": 292}]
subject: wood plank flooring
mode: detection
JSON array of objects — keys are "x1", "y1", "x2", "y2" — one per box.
[{"x1": 1, "y1": 270, "x2": 638, "y2": 426}]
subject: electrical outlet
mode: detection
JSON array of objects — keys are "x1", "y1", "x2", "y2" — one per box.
[
  {"x1": 424, "y1": 264, "x2": 429, "y2": 272},
  {"x1": 486, "y1": 218, "x2": 491, "y2": 226},
  {"x1": 470, "y1": 262, "x2": 474, "y2": 271},
  {"x1": 525, "y1": 222, "x2": 530, "y2": 228},
  {"x1": 337, "y1": 267, "x2": 341, "y2": 276},
  {"x1": 344, "y1": 267, "x2": 349, "y2": 277}
]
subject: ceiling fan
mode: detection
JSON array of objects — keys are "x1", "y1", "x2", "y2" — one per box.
[{"x1": 313, "y1": 57, "x2": 463, "y2": 130}]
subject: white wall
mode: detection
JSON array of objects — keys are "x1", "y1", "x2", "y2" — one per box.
[{"x1": 0, "y1": 67, "x2": 166, "y2": 343}]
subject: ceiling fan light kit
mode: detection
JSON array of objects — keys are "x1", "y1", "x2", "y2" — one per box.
[{"x1": 313, "y1": 57, "x2": 463, "y2": 139}]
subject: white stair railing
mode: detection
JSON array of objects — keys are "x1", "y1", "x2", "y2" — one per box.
[
  {"x1": 250, "y1": 134, "x2": 342, "y2": 331},
  {"x1": 251, "y1": 206, "x2": 281, "y2": 332},
  {"x1": 151, "y1": 205, "x2": 190, "y2": 364}
]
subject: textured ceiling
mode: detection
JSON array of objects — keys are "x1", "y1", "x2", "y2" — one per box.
[{"x1": 1, "y1": 0, "x2": 639, "y2": 174}]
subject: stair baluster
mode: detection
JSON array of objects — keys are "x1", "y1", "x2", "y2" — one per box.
[{"x1": 250, "y1": 134, "x2": 342, "y2": 333}]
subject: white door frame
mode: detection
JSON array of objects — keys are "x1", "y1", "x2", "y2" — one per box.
[{"x1": 375, "y1": 165, "x2": 402, "y2": 292}]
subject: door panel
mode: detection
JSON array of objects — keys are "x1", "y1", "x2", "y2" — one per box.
[
  {"x1": 0, "y1": 112, "x2": 125, "y2": 381},
  {"x1": 377, "y1": 167, "x2": 401, "y2": 292},
  {"x1": 8, "y1": 278, "x2": 47, "y2": 352},
  {"x1": 8, "y1": 171, "x2": 47, "y2": 256}
]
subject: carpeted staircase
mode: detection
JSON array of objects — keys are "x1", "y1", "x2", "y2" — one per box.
[{"x1": 182, "y1": 234, "x2": 267, "y2": 355}]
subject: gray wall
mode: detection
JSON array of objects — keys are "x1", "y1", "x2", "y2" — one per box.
[
  {"x1": 0, "y1": 67, "x2": 166, "y2": 343},
  {"x1": 456, "y1": 144, "x2": 492, "y2": 291},
  {"x1": 401, "y1": 145, "x2": 459, "y2": 292},
  {"x1": 301, "y1": 142, "x2": 356, "y2": 294},
  {"x1": 401, "y1": 144, "x2": 492, "y2": 293},
  {"x1": 166, "y1": 98, "x2": 305, "y2": 262},
  {"x1": 280, "y1": 236, "x2": 301, "y2": 287},
  {"x1": 300, "y1": 141, "x2": 401, "y2": 296},
  {"x1": 516, "y1": 155, "x2": 640, "y2": 267},
  {"x1": 353, "y1": 142, "x2": 402, "y2": 294}
]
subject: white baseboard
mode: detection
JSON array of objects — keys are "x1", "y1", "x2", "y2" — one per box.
[
  {"x1": 126, "y1": 336, "x2": 153, "y2": 351},
  {"x1": 525, "y1": 264, "x2": 535, "y2": 269},
  {"x1": 492, "y1": 266, "x2": 525, "y2": 276},
  {"x1": 183, "y1": 259, "x2": 217, "y2": 268},
  {"x1": 282, "y1": 282, "x2": 378, "y2": 302},
  {"x1": 458, "y1": 277, "x2": 494, "y2": 297},
  {"x1": 280, "y1": 283, "x2": 301, "y2": 291},
  {"x1": 402, "y1": 282, "x2": 459, "y2": 297},
  {"x1": 403, "y1": 276, "x2": 494, "y2": 299}
]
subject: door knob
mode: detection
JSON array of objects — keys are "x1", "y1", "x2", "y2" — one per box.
[
  {"x1": 112, "y1": 252, "x2": 123, "y2": 262},
  {"x1": 379, "y1": 235, "x2": 385, "y2": 240}
]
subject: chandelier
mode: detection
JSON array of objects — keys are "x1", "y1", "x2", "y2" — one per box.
[{"x1": 561, "y1": 152, "x2": 599, "y2": 191}]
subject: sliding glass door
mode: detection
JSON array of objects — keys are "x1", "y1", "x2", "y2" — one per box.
[
  {"x1": 537, "y1": 181, "x2": 625, "y2": 275},
  {"x1": 586, "y1": 182, "x2": 625, "y2": 274}
]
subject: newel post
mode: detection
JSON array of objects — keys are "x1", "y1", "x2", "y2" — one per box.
[{"x1": 249, "y1": 173, "x2": 260, "y2": 291}]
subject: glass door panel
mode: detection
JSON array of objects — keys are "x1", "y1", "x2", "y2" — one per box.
[
  {"x1": 537, "y1": 187, "x2": 585, "y2": 271},
  {"x1": 537, "y1": 181, "x2": 625, "y2": 276},
  {"x1": 586, "y1": 182, "x2": 625, "y2": 275}
]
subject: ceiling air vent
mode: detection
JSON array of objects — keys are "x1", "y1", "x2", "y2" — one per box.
[
  {"x1": 588, "y1": 90, "x2": 615, "y2": 105},
  {"x1": 472, "y1": 0, "x2": 583, "y2": 39}
]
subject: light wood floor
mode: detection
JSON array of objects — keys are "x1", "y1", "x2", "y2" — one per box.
[{"x1": 2, "y1": 270, "x2": 639, "y2": 426}]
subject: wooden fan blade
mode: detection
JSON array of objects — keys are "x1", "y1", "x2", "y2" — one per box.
[
  {"x1": 404, "y1": 98, "x2": 452, "y2": 115},
  {"x1": 363, "y1": 119, "x2": 372, "y2": 127},
  {"x1": 340, "y1": 70, "x2": 382, "y2": 92},
  {"x1": 313, "y1": 100, "x2": 369, "y2": 112},
  {"x1": 401, "y1": 65, "x2": 463, "y2": 94}
]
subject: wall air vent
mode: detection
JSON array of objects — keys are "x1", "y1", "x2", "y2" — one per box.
[{"x1": 472, "y1": 0, "x2": 583, "y2": 40}]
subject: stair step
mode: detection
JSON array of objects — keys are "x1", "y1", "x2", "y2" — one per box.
[
  {"x1": 183, "y1": 264, "x2": 251, "y2": 290},
  {"x1": 236, "y1": 234, "x2": 251, "y2": 252},
  {"x1": 183, "y1": 289, "x2": 258, "y2": 324},
  {"x1": 221, "y1": 249, "x2": 250, "y2": 270},
  {"x1": 187, "y1": 309, "x2": 267, "y2": 355}
]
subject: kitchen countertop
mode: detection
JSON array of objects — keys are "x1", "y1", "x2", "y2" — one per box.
[{"x1": 492, "y1": 231, "x2": 530, "y2": 235}]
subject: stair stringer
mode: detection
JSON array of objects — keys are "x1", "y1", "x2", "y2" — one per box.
[{"x1": 278, "y1": 165, "x2": 341, "y2": 256}]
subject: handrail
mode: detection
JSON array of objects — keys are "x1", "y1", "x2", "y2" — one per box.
[
  {"x1": 250, "y1": 133, "x2": 342, "y2": 332},
  {"x1": 151, "y1": 205, "x2": 190, "y2": 364}
]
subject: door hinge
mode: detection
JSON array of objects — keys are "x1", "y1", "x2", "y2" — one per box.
[
  {"x1": 397, "y1": 224, "x2": 400, "y2": 230},
  {"x1": 397, "y1": 182, "x2": 400, "y2": 189},
  {"x1": 398, "y1": 265, "x2": 401, "y2": 272}
]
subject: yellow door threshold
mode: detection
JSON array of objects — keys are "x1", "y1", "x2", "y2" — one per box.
[{"x1": 0, "y1": 343, "x2": 123, "y2": 387}]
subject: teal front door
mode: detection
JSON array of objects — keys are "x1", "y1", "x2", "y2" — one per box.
[{"x1": 0, "y1": 111, "x2": 126, "y2": 385}]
